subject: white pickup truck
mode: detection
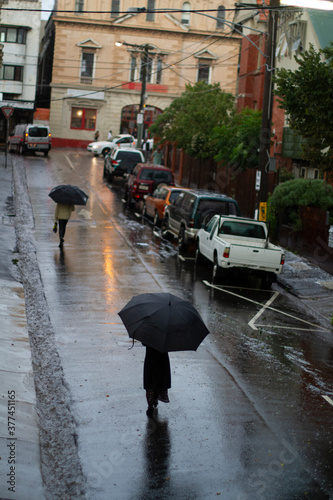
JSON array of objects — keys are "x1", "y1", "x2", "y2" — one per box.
[{"x1": 195, "y1": 215, "x2": 285, "y2": 285}]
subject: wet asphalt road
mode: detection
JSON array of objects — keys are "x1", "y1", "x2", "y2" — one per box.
[{"x1": 17, "y1": 150, "x2": 333, "y2": 499}]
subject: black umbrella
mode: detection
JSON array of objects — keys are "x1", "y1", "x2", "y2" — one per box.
[
  {"x1": 48, "y1": 184, "x2": 89, "y2": 205},
  {"x1": 118, "y1": 292, "x2": 209, "y2": 353}
]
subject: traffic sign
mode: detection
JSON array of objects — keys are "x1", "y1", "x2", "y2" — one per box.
[{"x1": 1, "y1": 107, "x2": 14, "y2": 119}]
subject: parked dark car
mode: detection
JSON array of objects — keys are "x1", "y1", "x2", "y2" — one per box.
[
  {"x1": 103, "y1": 148, "x2": 144, "y2": 182},
  {"x1": 124, "y1": 164, "x2": 175, "y2": 204},
  {"x1": 162, "y1": 189, "x2": 240, "y2": 251}
]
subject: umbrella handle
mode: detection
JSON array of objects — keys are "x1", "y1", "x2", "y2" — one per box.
[{"x1": 128, "y1": 338, "x2": 135, "y2": 350}]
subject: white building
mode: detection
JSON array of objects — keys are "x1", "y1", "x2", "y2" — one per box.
[{"x1": 0, "y1": 0, "x2": 42, "y2": 144}]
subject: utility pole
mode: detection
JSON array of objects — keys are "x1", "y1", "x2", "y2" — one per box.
[
  {"x1": 257, "y1": 0, "x2": 279, "y2": 213},
  {"x1": 137, "y1": 45, "x2": 149, "y2": 149}
]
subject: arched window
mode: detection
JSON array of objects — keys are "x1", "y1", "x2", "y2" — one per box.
[
  {"x1": 181, "y1": 2, "x2": 191, "y2": 25},
  {"x1": 216, "y1": 6, "x2": 225, "y2": 29}
]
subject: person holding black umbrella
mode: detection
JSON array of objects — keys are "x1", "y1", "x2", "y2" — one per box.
[
  {"x1": 49, "y1": 184, "x2": 89, "y2": 248},
  {"x1": 54, "y1": 203, "x2": 74, "y2": 248},
  {"x1": 144, "y1": 345, "x2": 171, "y2": 417},
  {"x1": 118, "y1": 292, "x2": 210, "y2": 417}
]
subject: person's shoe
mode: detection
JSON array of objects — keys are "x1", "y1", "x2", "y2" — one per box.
[
  {"x1": 153, "y1": 399, "x2": 158, "y2": 407},
  {"x1": 146, "y1": 405, "x2": 154, "y2": 417},
  {"x1": 59, "y1": 238, "x2": 64, "y2": 248}
]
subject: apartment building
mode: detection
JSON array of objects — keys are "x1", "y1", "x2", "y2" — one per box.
[
  {"x1": 0, "y1": 0, "x2": 42, "y2": 145},
  {"x1": 41, "y1": 1, "x2": 241, "y2": 148}
]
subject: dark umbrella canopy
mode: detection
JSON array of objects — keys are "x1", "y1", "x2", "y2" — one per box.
[
  {"x1": 118, "y1": 293, "x2": 210, "y2": 353},
  {"x1": 48, "y1": 185, "x2": 89, "y2": 205}
]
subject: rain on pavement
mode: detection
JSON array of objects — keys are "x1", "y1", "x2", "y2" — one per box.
[{"x1": 16, "y1": 150, "x2": 333, "y2": 498}]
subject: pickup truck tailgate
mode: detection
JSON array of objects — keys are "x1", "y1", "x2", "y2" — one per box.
[{"x1": 229, "y1": 242, "x2": 282, "y2": 269}]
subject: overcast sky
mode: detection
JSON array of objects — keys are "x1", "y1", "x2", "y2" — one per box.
[{"x1": 41, "y1": 0, "x2": 54, "y2": 20}]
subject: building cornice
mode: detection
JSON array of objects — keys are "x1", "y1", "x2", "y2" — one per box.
[{"x1": 52, "y1": 16, "x2": 241, "y2": 43}]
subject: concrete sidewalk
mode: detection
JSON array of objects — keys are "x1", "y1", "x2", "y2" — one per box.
[
  {"x1": 277, "y1": 250, "x2": 333, "y2": 330},
  {"x1": 0, "y1": 155, "x2": 44, "y2": 499}
]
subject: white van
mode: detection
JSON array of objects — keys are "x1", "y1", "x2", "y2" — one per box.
[{"x1": 8, "y1": 124, "x2": 51, "y2": 156}]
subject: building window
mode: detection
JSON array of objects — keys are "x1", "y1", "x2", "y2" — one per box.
[
  {"x1": 146, "y1": 55, "x2": 153, "y2": 83},
  {"x1": 0, "y1": 27, "x2": 26, "y2": 44},
  {"x1": 111, "y1": 0, "x2": 120, "y2": 18},
  {"x1": 75, "y1": 0, "x2": 84, "y2": 13},
  {"x1": 129, "y1": 51, "x2": 164, "y2": 85},
  {"x1": 130, "y1": 55, "x2": 137, "y2": 81},
  {"x1": 146, "y1": 0, "x2": 155, "y2": 21},
  {"x1": 181, "y1": 2, "x2": 191, "y2": 25},
  {"x1": 197, "y1": 59, "x2": 211, "y2": 83},
  {"x1": 156, "y1": 56, "x2": 163, "y2": 84},
  {"x1": 216, "y1": 6, "x2": 225, "y2": 29},
  {"x1": 71, "y1": 108, "x2": 96, "y2": 130},
  {"x1": 80, "y1": 52, "x2": 94, "y2": 83},
  {"x1": 0, "y1": 65, "x2": 23, "y2": 81}
]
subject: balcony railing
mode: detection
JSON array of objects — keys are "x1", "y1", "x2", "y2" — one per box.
[{"x1": 80, "y1": 76, "x2": 93, "y2": 84}]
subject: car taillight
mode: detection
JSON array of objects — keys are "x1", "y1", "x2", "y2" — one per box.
[
  {"x1": 111, "y1": 160, "x2": 119, "y2": 166},
  {"x1": 280, "y1": 253, "x2": 285, "y2": 265},
  {"x1": 24, "y1": 133, "x2": 28, "y2": 142},
  {"x1": 189, "y1": 218, "x2": 194, "y2": 228},
  {"x1": 223, "y1": 247, "x2": 230, "y2": 258}
]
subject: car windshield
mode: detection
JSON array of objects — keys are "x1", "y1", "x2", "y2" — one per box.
[
  {"x1": 109, "y1": 136, "x2": 121, "y2": 142},
  {"x1": 219, "y1": 221, "x2": 266, "y2": 239}
]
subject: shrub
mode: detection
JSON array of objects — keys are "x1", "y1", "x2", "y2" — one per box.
[{"x1": 268, "y1": 179, "x2": 333, "y2": 233}]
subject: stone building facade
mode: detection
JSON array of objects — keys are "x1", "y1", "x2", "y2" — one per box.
[
  {"x1": 0, "y1": 0, "x2": 42, "y2": 145},
  {"x1": 42, "y1": 1, "x2": 241, "y2": 147}
]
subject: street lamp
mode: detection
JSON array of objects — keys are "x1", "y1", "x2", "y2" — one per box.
[{"x1": 115, "y1": 41, "x2": 152, "y2": 149}]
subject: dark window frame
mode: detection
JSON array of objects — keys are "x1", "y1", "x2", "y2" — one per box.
[
  {"x1": 146, "y1": 0, "x2": 155, "y2": 21},
  {"x1": 0, "y1": 65, "x2": 23, "y2": 81},
  {"x1": 75, "y1": 0, "x2": 84, "y2": 13},
  {"x1": 216, "y1": 6, "x2": 226, "y2": 29},
  {"x1": 0, "y1": 27, "x2": 26, "y2": 44},
  {"x1": 111, "y1": 0, "x2": 120, "y2": 18}
]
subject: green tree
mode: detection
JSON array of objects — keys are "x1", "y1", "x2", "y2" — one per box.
[
  {"x1": 213, "y1": 108, "x2": 262, "y2": 169},
  {"x1": 149, "y1": 81, "x2": 235, "y2": 158},
  {"x1": 274, "y1": 44, "x2": 333, "y2": 173}
]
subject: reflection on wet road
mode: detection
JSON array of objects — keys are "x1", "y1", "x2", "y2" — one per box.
[{"x1": 23, "y1": 150, "x2": 333, "y2": 498}]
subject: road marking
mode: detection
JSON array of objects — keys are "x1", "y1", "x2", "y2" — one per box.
[
  {"x1": 255, "y1": 324, "x2": 332, "y2": 332},
  {"x1": 248, "y1": 291, "x2": 279, "y2": 330},
  {"x1": 203, "y1": 280, "x2": 327, "y2": 331},
  {"x1": 322, "y1": 395, "x2": 333, "y2": 406},
  {"x1": 65, "y1": 155, "x2": 75, "y2": 170},
  {"x1": 178, "y1": 255, "x2": 195, "y2": 261}
]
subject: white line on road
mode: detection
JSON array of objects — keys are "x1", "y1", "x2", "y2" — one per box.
[
  {"x1": 255, "y1": 324, "x2": 332, "y2": 332},
  {"x1": 322, "y1": 395, "x2": 333, "y2": 406},
  {"x1": 248, "y1": 291, "x2": 279, "y2": 330},
  {"x1": 203, "y1": 280, "x2": 327, "y2": 331},
  {"x1": 65, "y1": 155, "x2": 75, "y2": 170}
]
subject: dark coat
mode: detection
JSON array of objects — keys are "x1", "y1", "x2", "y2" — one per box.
[{"x1": 143, "y1": 346, "x2": 171, "y2": 391}]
